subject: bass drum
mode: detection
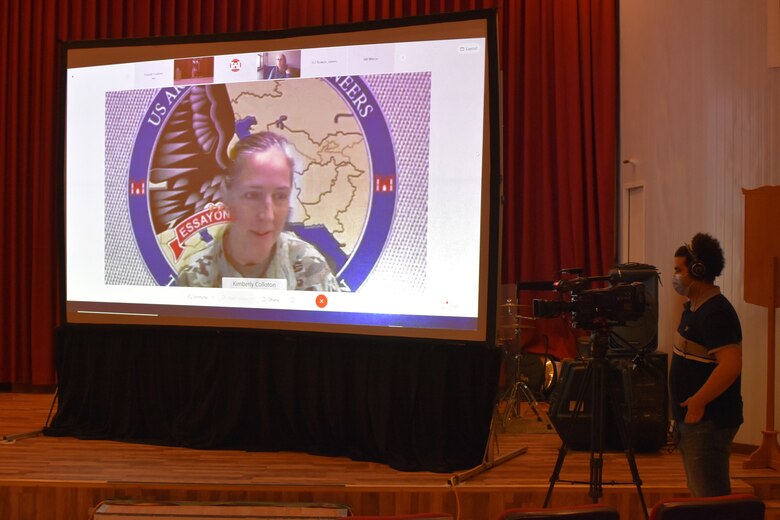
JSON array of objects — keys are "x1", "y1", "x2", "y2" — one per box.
[{"x1": 506, "y1": 352, "x2": 559, "y2": 401}]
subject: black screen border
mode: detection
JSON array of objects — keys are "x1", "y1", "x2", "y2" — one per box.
[{"x1": 58, "y1": 9, "x2": 503, "y2": 347}]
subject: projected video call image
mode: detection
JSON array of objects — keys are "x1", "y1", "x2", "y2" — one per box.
[
  {"x1": 173, "y1": 56, "x2": 215, "y2": 85},
  {"x1": 105, "y1": 73, "x2": 432, "y2": 294},
  {"x1": 257, "y1": 50, "x2": 301, "y2": 79},
  {"x1": 68, "y1": 24, "x2": 491, "y2": 337}
]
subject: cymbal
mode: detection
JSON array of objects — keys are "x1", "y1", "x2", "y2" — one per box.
[{"x1": 499, "y1": 303, "x2": 530, "y2": 308}]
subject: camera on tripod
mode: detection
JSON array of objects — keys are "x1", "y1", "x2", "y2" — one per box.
[
  {"x1": 524, "y1": 265, "x2": 662, "y2": 516},
  {"x1": 531, "y1": 268, "x2": 648, "y2": 331}
]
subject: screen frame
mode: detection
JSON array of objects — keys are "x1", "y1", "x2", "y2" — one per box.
[{"x1": 58, "y1": 9, "x2": 503, "y2": 347}]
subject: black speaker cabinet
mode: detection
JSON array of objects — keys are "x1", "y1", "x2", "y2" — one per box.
[
  {"x1": 548, "y1": 351, "x2": 668, "y2": 452},
  {"x1": 609, "y1": 263, "x2": 659, "y2": 353}
]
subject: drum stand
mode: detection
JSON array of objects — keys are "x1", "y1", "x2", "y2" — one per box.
[
  {"x1": 499, "y1": 353, "x2": 554, "y2": 430},
  {"x1": 496, "y1": 306, "x2": 554, "y2": 430}
]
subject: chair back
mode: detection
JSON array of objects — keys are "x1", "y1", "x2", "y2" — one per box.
[
  {"x1": 348, "y1": 514, "x2": 452, "y2": 519},
  {"x1": 649, "y1": 493, "x2": 765, "y2": 520},
  {"x1": 498, "y1": 504, "x2": 620, "y2": 519}
]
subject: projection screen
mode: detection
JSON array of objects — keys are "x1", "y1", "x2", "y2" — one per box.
[{"x1": 62, "y1": 10, "x2": 502, "y2": 343}]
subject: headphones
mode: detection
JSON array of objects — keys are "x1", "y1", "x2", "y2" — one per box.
[{"x1": 685, "y1": 242, "x2": 707, "y2": 279}]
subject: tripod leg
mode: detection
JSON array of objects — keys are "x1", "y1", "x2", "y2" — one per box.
[
  {"x1": 501, "y1": 382, "x2": 521, "y2": 426},
  {"x1": 517, "y1": 382, "x2": 543, "y2": 422},
  {"x1": 609, "y1": 387, "x2": 649, "y2": 520},
  {"x1": 544, "y1": 439, "x2": 569, "y2": 507},
  {"x1": 589, "y1": 358, "x2": 606, "y2": 503},
  {"x1": 2, "y1": 387, "x2": 58, "y2": 444}
]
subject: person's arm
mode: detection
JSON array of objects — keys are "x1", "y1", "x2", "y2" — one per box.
[{"x1": 680, "y1": 345, "x2": 742, "y2": 423}]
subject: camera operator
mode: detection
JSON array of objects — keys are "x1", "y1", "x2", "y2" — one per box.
[{"x1": 670, "y1": 232, "x2": 743, "y2": 497}]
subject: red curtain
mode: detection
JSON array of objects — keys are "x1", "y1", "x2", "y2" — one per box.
[
  {"x1": 500, "y1": 1, "x2": 619, "y2": 358},
  {"x1": 0, "y1": 0, "x2": 617, "y2": 385}
]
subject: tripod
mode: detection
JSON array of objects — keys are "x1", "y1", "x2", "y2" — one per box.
[{"x1": 543, "y1": 327, "x2": 649, "y2": 520}]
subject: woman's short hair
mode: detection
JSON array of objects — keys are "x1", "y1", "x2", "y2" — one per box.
[{"x1": 224, "y1": 131, "x2": 297, "y2": 188}]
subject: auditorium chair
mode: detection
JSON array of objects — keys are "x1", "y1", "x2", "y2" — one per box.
[
  {"x1": 648, "y1": 493, "x2": 765, "y2": 520},
  {"x1": 348, "y1": 514, "x2": 453, "y2": 519},
  {"x1": 497, "y1": 504, "x2": 620, "y2": 519}
]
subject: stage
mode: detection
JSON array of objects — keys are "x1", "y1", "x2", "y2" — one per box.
[{"x1": 0, "y1": 392, "x2": 777, "y2": 519}]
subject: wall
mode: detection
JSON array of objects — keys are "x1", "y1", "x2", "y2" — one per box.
[{"x1": 620, "y1": 0, "x2": 780, "y2": 445}]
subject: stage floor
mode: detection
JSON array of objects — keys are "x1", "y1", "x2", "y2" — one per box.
[{"x1": 0, "y1": 392, "x2": 776, "y2": 519}]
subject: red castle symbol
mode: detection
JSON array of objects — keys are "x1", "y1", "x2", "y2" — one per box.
[
  {"x1": 129, "y1": 181, "x2": 145, "y2": 195},
  {"x1": 375, "y1": 176, "x2": 394, "y2": 192}
]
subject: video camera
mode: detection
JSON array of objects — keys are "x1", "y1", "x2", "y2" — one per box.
[{"x1": 529, "y1": 267, "x2": 652, "y2": 330}]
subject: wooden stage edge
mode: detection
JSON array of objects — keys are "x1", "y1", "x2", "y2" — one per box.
[{"x1": 1, "y1": 393, "x2": 779, "y2": 520}]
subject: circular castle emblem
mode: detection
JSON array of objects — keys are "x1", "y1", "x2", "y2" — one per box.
[{"x1": 127, "y1": 76, "x2": 397, "y2": 291}]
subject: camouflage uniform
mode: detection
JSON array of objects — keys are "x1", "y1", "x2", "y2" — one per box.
[{"x1": 178, "y1": 230, "x2": 340, "y2": 291}]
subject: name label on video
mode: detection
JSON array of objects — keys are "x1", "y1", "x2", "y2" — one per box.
[{"x1": 222, "y1": 278, "x2": 287, "y2": 290}]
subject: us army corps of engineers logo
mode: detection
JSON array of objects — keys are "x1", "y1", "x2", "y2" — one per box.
[{"x1": 127, "y1": 76, "x2": 396, "y2": 291}]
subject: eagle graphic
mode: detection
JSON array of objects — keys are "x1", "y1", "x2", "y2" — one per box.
[{"x1": 147, "y1": 84, "x2": 253, "y2": 234}]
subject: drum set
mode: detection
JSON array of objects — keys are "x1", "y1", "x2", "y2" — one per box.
[{"x1": 496, "y1": 293, "x2": 557, "y2": 430}]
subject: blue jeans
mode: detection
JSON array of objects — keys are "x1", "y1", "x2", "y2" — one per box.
[{"x1": 675, "y1": 420, "x2": 739, "y2": 497}]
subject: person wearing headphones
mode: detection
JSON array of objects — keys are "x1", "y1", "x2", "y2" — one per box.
[{"x1": 670, "y1": 232, "x2": 743, "y2": 496}]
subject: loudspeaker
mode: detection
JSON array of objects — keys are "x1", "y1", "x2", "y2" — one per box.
[
  {"x1": 609, "y1": 263, "x2": 659, "y2": 353},
  {"x1": 547, "y1": 359, "x2": 599, "y2": 451},
  {"x1": 607, "y1": 351, "x2": 668, "y2": 452},
  {"x1": 547, "y1": 352, "x2": 668, "y2": 452}
]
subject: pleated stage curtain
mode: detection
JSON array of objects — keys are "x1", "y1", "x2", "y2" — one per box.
[{"x1": 46, "y1": 327, "x2": 501, "y2": 472}]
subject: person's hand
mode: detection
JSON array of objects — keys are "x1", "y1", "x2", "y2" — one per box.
[{"x1": 680, "y1": 396, "x2": 705, "y2": 424}]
